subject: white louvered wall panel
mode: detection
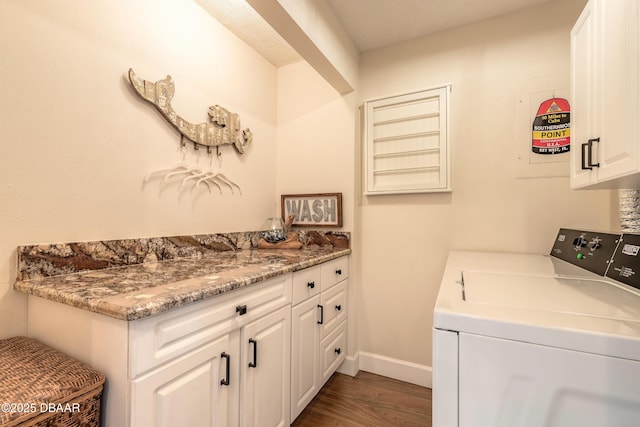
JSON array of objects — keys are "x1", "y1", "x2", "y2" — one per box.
[{"x1": 364, "y1": 85, "x2": 451, "y2": 194}]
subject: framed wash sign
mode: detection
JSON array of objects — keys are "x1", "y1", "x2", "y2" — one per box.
[{"x1": 281, "y1": 193, "x2": 343, "y2": 227}]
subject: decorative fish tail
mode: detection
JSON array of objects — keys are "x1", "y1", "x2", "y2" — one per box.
[{"x1": 128, "y1": 68, "x2": 252, "y2": 154}]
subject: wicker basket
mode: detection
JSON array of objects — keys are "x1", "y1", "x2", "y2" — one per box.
[{"x1": 0, "y1": 336, "x2": 105, "y2": 427}]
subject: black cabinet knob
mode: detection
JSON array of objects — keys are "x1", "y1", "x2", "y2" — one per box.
[
  {"x1": 334, "y1": 348, "x2": 341, "y2": 355},
  {"x1": 236, "y1": 305, "x2": 247, "y2": 315},
  {"x1": 335, "y1": 269, "x2": 342, "y2": 275},
  {"x1": 335, "y1": 304, "x2": 342, "y2": 311},
  {"x1": 307, "y1": 281, "x2": 315, "y2": 289}
]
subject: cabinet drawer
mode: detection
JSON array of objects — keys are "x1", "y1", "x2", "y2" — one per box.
[
  {"x1": 292, "y1": 265, "x2": 321, "y2": 306},
  {"x1": 320, "y1": 319, "x2": 347, "y2": 385},
  {"x1": 320, "y1": 256, "x2": 348, "y2": 291},
  {"x1": 130, "y1": 274, "x2": 292, "y2": 377},
  {"x1": 319, "y1": 279, "x2": 347, "y2": 339}
]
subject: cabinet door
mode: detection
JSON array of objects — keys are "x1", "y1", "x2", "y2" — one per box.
[
  {"x1": 570, "y1": 0, "x2": 597, "y2": 187},
  {"x1": 571, "y1": 0, "x2": 640, "y2": 188},
  {"x1": 595, "y1": 0, "x2": 640, "y2": 182},
  {"x1": 290, "y1": 296, "x2": 321, "y2": 421},
  {"x1": 132, "y1": 332, "x2": 240, "y2": 427},
  {"x1": 240, "y1": 306, "x2": 291, "y2": 427}
]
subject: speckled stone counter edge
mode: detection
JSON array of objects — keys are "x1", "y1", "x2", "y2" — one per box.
[
  {"x1": 17, "y1": 230, "x2": 350, "y2": 280},
  {"x1": 15, "y1": 248, "x2": 351, "y2": 321}
]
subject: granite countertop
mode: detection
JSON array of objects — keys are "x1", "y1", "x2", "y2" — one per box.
[{"x1": 14, "y1": 246, "x2": 350, "y2": 321}]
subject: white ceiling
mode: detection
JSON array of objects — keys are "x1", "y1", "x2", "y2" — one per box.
[
  {"x1": 198, "y1": 0, "x2": 554, "y2": 66},
  {"x1": 326, "y1": 0, "x2": 553, "y2": 52}
]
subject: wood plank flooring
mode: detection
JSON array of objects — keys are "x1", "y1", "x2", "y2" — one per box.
[{"x1": 291, "y1": 371, "x2": 432, "y2": 426}]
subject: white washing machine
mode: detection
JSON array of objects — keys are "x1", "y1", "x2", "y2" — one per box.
[{"x1": 433, "y1": 229, "x2": 640, "y2": 427}]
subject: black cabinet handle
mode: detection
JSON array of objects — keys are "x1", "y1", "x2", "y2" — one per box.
[
  {"x1": 335, "y1": 269, "x2": 342, "y2": 275},
  {"x1": 581, "y1": 138, "x2": 600, "y2": 170},
  {"x1": 581, "y1": 142, "x2": 589, "y2": 170},
  {"x1": 248, "y1": 338, "x2": 257, "y2": 368},
  {"x1": 236, "y1": 305, "x2": 247, "y2": 315},
  {"x1": 588, "y1": 138, "x2": 600, "y2": 168},
  {"x1": 220, "y1": 352, "x2": 230, "y2": 386},
  {"x1": 317, "y1": 304, "x2": 324, "y2": 324},
  {"x1": 335, "y1": 304, "x2": 342, "y2": 311},
  {"x1": 334, "y1": 348, "x2": 341, "y2": 355},
  {"x1": 307, "y1": 281, "x2": 315, "y2": 289}
]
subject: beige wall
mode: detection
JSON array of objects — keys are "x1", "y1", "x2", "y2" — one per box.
[
  {"x1": 276, "y1": 61, "x2": 356, "y2": 227},
  {"x1": 276, "y1": 60, "x2": 359, "y2": 361},
  {"x1": 358, "y1": 0, "x2": 616, "y2": 371},
  {"x1": 0, "y1": 0, "x2": 279, "y2": 338}
]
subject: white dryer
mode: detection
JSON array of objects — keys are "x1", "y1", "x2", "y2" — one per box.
[{"x1": 433, "y1": 229, "x2": 640, "y2": 426}]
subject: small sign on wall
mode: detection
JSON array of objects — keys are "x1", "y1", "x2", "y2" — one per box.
[
  {"x1": 532, "y1": 97, "x2": 570, "y2": 155},
  {"x1": 514, "y1": 79, "x2": 570, "y2": 179},
  {"x1": 281, "y1": 193, "x2": 343, "y2": 227}
]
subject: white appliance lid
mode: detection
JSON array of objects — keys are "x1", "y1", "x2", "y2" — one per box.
[
  {"x1": 462, "y1": 271, "x2": 640, "y2": 323},
  {"x1": 434, "y1": 251, "x2": 640, "y2": 361}
]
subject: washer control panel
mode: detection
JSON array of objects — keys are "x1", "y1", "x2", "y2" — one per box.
[
  {"x1": 550, "y1": 228, "x2": 621, "y2": 276},
  {"x1": 606, "y1": 233, "x2": 640, "y2": 290}
]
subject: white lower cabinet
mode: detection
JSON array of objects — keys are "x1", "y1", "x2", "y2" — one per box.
[
  {"x1": 290, "y1": 294, "x2": 321, "y2": 419},
  {"x1": 132, "y1": 332, "x2": 240, "y2": 427},
  {"x1": 130, "y1": 276, "x2": 292, "y2": 427},
  {"x1": 132, "y1": 305, "x2": 291, "y2": 427},
  {"x1": 290, "y1": 258, "x2": 349, "y2": 422},
  {"x1": 240, "y1": 305, "x2": 291, "y2": 427},
  {"x1": 26, "y1": 255, "x2": 349, "y2": 427},
  {"x1": 320, "y1": 320, "x2": 347, "y2": 386}
]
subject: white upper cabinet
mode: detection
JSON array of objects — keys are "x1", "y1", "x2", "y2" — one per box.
[
  {"x1": 570, "y1": 0, "x2": 640, "y2": 189},
  {"x1": 364, "y1": 86, "x2": 451, "y2": 194}
]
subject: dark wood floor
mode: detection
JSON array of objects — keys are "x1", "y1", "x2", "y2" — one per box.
[{"x1": 291, "y1": 371, "x2": 432, "y2": 426}]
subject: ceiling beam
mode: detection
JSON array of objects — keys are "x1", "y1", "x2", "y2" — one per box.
[{"x1": 246, "y1": 0, "x2": 356, "y2": 94}]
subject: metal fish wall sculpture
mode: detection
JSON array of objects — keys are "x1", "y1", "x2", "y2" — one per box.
[{"x1": 128, "y1": 68, "x2": 252, "y2": 154}]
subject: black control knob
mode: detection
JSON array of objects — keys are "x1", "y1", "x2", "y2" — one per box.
[
  {"x1": 572, "y1": 237, "x2": 587, "y2": 247},
  {"x1": 589, "y1": 240, "x2": 601, "y2": 250}
]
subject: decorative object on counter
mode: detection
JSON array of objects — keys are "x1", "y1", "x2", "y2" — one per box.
[
  {"x1": 17, "y1": 230, "x2": 349, "y2": 280},
  {"x1": 258, "y1": 215, "x2": 303, "y2": 249},
  {"x1": 260, "y1": 217, "x2": 286, "y2": 243},
  {"x1": 297, "y1": 230, "x2": 349, "y2": 248},
  {"x1": 281, "y1": 193, "x2": 343, "y2": 227},
  {"x1": 128, "y1": 69, "x2": 252, "y2": 154},
  {"x1": 619, "y1": 189, "x2": 640, "y2": 232}
]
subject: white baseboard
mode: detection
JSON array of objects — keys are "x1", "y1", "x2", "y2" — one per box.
[
  {"x1": 337, "y1": 352, "x2": 360, "y2": 377},
  {"x1": 357, "y1": 351, "x2": 432, "y2": 388}
]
